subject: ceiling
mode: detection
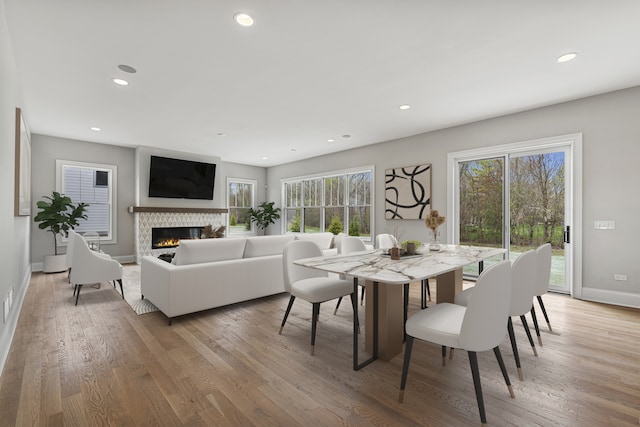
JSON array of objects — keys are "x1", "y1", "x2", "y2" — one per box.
[{"x1": 5, "y1": 1, "x2": 640, "y2": 167}]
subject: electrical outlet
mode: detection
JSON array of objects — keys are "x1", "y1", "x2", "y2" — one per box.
[{"x1": 614, "y1": 274, "x2": 628, "y2": 281}]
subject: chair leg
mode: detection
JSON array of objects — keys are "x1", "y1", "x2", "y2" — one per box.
[
  {"x1": 507, "y1": 317, "x2": 523, "y2": 381},
  {"x1": 442, "y1": 345, "x2": 447, "y2": 366},
  {"x1": 360, "y1": 285, "x2": 365, "y2": 305},
  {"x1": 310, "y1": 303, "x2": 320, "y2": 355},
  {"x1": 398, "y1": 336, "x2": 414, "y2": 403},
  {"x1": 537, "y1": 295, "x2": 552, "y2": 331},
  {"x1": 279, "y1": 296, "x2": 296, "y2": 334},
  {"x1": 75, "y1": 285, "x2": 82, "y2": 305},
  {"x1": 493, "y1": 346, "x2": 515, "y2": 398},
  {"x1": 530, "y1": 304, "x2": 543, "y2": 346},
  {"x1": 334, "y1": 297, "x2": 343, "y2": 315},
  {"x1": 403, "y1": 283, "x2": 409, "y2": 341},
  {"x1": 520, "y1": 315, "x2": 538, "y2": 357},
  {"x1": 117, "y1": 279, "x2": 124, "y2": 300},
  {"x1": 467, "y1": 351, "x2": 487, "y2": 425}
]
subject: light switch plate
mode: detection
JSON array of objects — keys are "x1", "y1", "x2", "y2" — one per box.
[{"x1": 594, "y1": 220, "x2": 615, "y2": 229}]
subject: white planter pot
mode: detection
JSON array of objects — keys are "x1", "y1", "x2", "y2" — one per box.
[{"x1": 43, "y1": 254, "x2": 67, "y2": 273}]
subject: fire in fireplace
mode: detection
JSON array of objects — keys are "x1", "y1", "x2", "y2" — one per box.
[{"x1": 151, "y1": 226, "x2": 204, "y2": 249}]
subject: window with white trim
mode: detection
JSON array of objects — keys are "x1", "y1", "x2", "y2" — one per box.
[
  {"x1": 282, "y1": 167, "x2": 373, "y2": 239},
  {"x1": 56, "y1": 160, "x2": 117, "y2": 243},
  {"x1": 227, "y1": 178, "x2": 256, "y2": 235}
]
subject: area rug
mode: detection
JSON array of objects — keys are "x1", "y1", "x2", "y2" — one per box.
[{"x1": 116, "y1": 264, "x2": 159, "y2": 315}]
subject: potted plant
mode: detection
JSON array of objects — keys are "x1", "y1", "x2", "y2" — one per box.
[
  {"x1": 34, "y1": 191, "x2": 88, "y2": 273},
  {"x1": 248, "y1": 201, "x2": 281, "y2": 232}
]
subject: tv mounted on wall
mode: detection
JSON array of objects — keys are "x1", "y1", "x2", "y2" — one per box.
[{"x1": 148, "y1": 155, "x2": 216, "y2": 200}]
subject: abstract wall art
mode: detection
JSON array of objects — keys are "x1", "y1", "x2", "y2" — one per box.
[{"x1": 385, "y1": 164, "x2": 431, "y2": 220}]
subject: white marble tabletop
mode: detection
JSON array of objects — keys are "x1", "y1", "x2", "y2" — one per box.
[{"x1": 295, "y1": 244, "x2": 507, "y2": 284}]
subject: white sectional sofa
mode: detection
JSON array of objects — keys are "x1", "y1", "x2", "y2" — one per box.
[{"x1": 141, "y1": 232, "x2": 338, "y2": 324}]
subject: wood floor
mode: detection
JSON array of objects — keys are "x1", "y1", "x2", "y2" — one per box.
[{"x1": 1, "y1": 271, "x2": 639, "y2": 426}]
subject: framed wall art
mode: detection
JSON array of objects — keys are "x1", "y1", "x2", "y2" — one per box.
[
  {"x1": 385, "y1": 163, "x2": 431, "y2": 220},
  {"x1": 14, "y1": 107, "x2": 31, "y2": 216}
]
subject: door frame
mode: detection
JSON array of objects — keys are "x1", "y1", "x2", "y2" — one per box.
[{"x1": 446, "y1": 133, "x2": 583, "y2": 298}]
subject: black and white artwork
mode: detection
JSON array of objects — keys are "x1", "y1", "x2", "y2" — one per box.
[{"x1": 385, "y1": 164, "x2": 431, "y2": 219}]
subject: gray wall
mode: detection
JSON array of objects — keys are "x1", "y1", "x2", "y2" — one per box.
[
  {"x1": 267, "y1": 86, "x2": 640, "y2": 305},
  {"x1": 30, "y1": 135, "x2": 136, "y2": 265},
  {"x1": 0, "y1": 0, "x2": 31, "y2": 373}
]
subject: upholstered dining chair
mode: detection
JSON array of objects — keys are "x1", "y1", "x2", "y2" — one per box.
[
  {"x1": 455, "y1": 250, "x2": 538, "y2": 380},
  {"x1": 399, "y1": 260, "x2": 514, "y2": 425},
  {"x1": 530, "y1": 243, "x2": 553, "y2": 346},
  {"x1": 334, "y1": 236, "x2": 368, "y2": 313},
  {"x1": 69, "y1": 232, "x2": 123, "y2": 305},
  {"x1": 280, "y1": 240, "x2": 357, "y2": 355},
  {"x1": 376, "y1": 233, "x2": 431, "y2": 308}
]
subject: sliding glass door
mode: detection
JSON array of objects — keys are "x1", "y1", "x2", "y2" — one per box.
[{"x1": 450, "y1": 135, "x2": 578, "y2": 294}]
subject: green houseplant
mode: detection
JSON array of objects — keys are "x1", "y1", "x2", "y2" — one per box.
[
  {"x1": 34, "y1": 191, "x2": 88, "y2": 272},
  {"x1": 248, "y1": 201, "x2": 281, "y2": 231}
]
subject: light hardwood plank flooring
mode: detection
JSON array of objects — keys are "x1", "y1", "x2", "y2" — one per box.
[{"x1": 1, "y1": 270, "x2": 639, "y2": 426}]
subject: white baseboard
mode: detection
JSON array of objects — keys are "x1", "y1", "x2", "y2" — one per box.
[
  {"x1": 32, "y1": 254, "x2": 136, "y2": 272},
  {"x1": 0, "y1": 267, "x2": 31, "y2": 377},
  {"x1": 581, "y1": 287, "x2": 640, "y2": 309}
]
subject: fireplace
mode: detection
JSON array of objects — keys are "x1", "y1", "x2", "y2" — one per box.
[{"x1": 151, "y1": 226, "x2": 203, "y2": 249}]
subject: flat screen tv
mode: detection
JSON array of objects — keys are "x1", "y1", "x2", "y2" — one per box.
[{"x1": 148, "y1": 155, "x2": 216, "y2": 200}]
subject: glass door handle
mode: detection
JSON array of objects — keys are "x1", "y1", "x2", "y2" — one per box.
[{"x1": 563, "y1": 225, "x2": 570, "y2": 244}]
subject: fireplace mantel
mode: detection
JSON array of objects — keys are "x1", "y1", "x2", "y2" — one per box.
[{"x1": 130, "y1": 206, "x2": 229, "y2": 214}]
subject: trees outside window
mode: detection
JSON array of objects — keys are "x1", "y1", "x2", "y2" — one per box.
[
  {"x1": 283, "y1": 168, "x2": 372, "y2": 238},
  {"x1": 228, "y1": 179, "x2": 256, "y2": 234}
]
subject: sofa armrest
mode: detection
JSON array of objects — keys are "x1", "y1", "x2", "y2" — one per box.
[{"x1": 141, "y1": 256, "x2": 173, "y2": 315}]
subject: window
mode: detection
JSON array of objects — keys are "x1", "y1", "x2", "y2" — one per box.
[
  {"x1": 282, "y1": 167, "x2": 373, "y2": 239},
  {"x1": 227, "y1": 178, "x2": 256, "y2": 234},
  {"x1": 56, "y1": 160, "x2": 117, "y2": 243}
]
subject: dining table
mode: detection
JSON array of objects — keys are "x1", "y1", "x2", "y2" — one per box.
[{"x1": 294, "y1": 243, "x2": 507, "y2": 370}]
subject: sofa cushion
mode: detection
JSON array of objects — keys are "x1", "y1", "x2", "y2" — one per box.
[
  {"x1": 293, "y1": 232, "x2": 334, "y2": 250},
  {"x1": 244, "y1": 235, "x2": 296, "y2": 258},
  {"x1": 173, "y1": 238, "x2": 247, "y2": 266}
]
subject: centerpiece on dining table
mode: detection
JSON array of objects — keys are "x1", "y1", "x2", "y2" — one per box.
[{"x1": 424, "y1": 209, "x2": 445, "y2": 251}]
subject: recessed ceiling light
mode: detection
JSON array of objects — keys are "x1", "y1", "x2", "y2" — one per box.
[
  {"x1": 234, "y1": 13, "x2": 254, "y2": 27},
  {"x1": 342, "y1": 134, "x2": 351, "y2": 139},
  {"x1": 399, "y1": 104, "x2": 411, "y2": 110},
  {"x1": 262, "y1": 156, "x2": 268, "y2": 160},
  {"x1": 217, "y1": 132, "x2": 225, "y2": 136},
  {"x1": 90, "y1": 127, "x2": 101, "y2": 131},
  {"x1": 291, "y1": 148, "x2": 297, "y2": 152},
  {"x1": 112, "y1": 78, "x2": 129, "y2": 86},
  {"x1": 557, "y1": 52, "x2": 578, "y2": 63},
  {"x1": 118, "y1": 64, "x2": 137, "y2": 73},
  {"x1": 327, "y1": 139, "x2": 335, "y2": 143}
]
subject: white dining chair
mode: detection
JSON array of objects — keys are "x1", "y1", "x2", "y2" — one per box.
[
  {"x1": 530, "y1": 243, "x2": 553, "y2": 345},
  {"x1": 334, "y1": 236, "x2": 368, "y2": 313},
  {"x1": 280, "y1": 240, "x2": 357, "y2": 355},
  {"x1": 399, "y1": 260, "x2": 514, "y2": 425},
  {"x1": 455, "y1": 250, "x2": 538, "y2": 380}
]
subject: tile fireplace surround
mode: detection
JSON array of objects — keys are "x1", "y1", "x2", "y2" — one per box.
[{"x1": 132, "y1": 206, "x2": 228, "y2": 262}]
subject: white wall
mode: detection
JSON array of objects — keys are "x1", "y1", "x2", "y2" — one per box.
[
  {"x1": 267, "y1": 86, "x2": 640, "y2": 306},
  {"x1": 0, "y1": 0, "x2": 32, "y2": 375}
]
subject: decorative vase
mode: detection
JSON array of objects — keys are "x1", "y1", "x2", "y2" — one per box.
[
  {"x1": 428, "y1": 230, "x2": 441, "y2": 252},
  {"x1": 405, "y1": 242, "x2": 416, "y2": 255},
  {"x1": 389, "y1": 247, "x2": 401, "y2": 260}
]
